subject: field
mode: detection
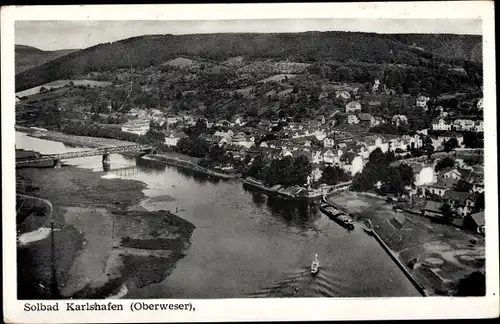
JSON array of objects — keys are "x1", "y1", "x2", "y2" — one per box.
[
  {"x1": 163, "y1": 57, "x2": 199, "y2": 68},
  {"x1": 16, "y1": 80, "x2": 112, "y2": 98}
]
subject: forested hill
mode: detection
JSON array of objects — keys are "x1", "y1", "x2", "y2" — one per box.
[
  {"x1": 15, "y1": 32, "x2": 481, "y2": 91},
  {"x1": 15, "y1": 44, "x2": 78, "y2": 74}
]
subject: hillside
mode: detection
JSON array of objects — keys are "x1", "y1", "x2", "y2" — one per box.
[
  {"x1": 15, "y1": 32, "x2": 482, "y2": 91},
  {"x1": 15, "y1": 44, "x2": 78, "y2": 74}
]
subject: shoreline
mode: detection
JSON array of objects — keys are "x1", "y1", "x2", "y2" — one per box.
[
  {"x1": 16, "y1": 164, "x2": 196, "y2": 299},
  {"x1": 328, "y1": 192, "x2": 485, "y2": 296},
  {"x1": 16, "y1": 126, "x2": 240, "y2": 180}
]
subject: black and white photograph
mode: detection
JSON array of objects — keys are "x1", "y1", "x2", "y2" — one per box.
[{"x1": 2, "y1": 2, "x2": 498, "y2": 322}]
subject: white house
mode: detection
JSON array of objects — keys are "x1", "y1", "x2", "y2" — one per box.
[
  {"x1": 372, "y1": 79, "x2": 381, "y2": 92},
  {"x1": 164, "y1": 131, "x2": 187, "y2": 146},
  {"x1": 121, "y1": 119, "x2": 150, "y2": 135},
  {"x1": 414, "y1": 165, "x2": 437, "y2": 186},
  {"x1": 341, "y1": 153, "x2": 364, "y2": 176},
  {"x1": 416, "y1": 95, "x2": 430, "y2": 108},
  {"x1": 392, "y1": 115, "x2": 408, "y2": 127},
  {"x1": 345, "y1": 101, "x2": 362, "y2": 113},
  {"x1": 347, "y1": 115, "x2": 359, "y2": 125},
  {"x1": 453, "y1": 119, "x2": 476, "y2": 132},
  {"x1": 477, "y1": 98, "x2": 483, "y2": 111},
  {"x1": 475, "y1": 120, "x2": 484, "y2": 133},
  {"x1": 432, "y1": 118, "x2": 452, "y2": 131},
  {"x1": 322, "y1": 149, "x2": 337, "y2": 165},
  {"x1": 214, "y1": 130, "x2": 234, "y2": 141},
  {"x1": 335, "y1": 90, "x2": 351, "y2": 100},
  {"x1": 323, "y1": 137, "x2": 335, "y2": 148},
  {"x1": 231, "y1": 132, "x2": 254, "y2": 149}
]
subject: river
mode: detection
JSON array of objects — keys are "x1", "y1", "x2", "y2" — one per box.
[{"x1": 15, "y1": 131, "x2": 420, "y2": 298}]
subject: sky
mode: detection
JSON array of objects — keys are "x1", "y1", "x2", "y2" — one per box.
[{"x1": 15, "y1": 19, "x2": 482, "y2": 51}]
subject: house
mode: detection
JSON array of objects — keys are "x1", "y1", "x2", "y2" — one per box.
[
  {"x1": 421, "y1": 178, "x2": 456, "y2": 197},
  {"x1": 392, "y1": 115, "x2": 408, "y2": 127},
  {"x1": 310, "y1": 167, "x2": 323, "y2": 182},
  {"x1": 345, "y1": 101, "x2": 362, "y2": 113},
  {"x1": 347, "y1": 115, "x2": 359, "y2": 125},
  {"x1": 121, "y1": 119, "x2": 150, "y2": 135},
  {"x1": 359, "y1": 113, "x2": 376, "y2": 127},
  {"x1": 401, "y1": 134, "x2": 423, "y2": 150},
  {"x1": 322, "y1": 149, "x2": 337, "y2": 165},
  {"x1": 411, "y1": 163, "x2": 437, "y2": 186},
  {"x1": 439, "y1": 167, "x2": 462, "y2": 181},
  {"x1": 214, "y1": 130, "x2": 234, "y2": 141},
  {"x1": 164, "y1": 131, "x2": 187, "y2": 146},
  {"x1": 432, "y1": 118, "x2": 452, "y2": 131},
  {"x1": 372, "y1": 79, "x2": 381, "y2": 92},
  {"x1": 340, "y1": 153, "x2": 364, "y2": 176},
  {"x1": 472, "y1": 181, "x2": 484, "y2": 194},
  {"x1": 477, "y1": 98, "x2": 483, "y2": 111},
  {"x1": 474, "y1": 120, "x2": 483, "y2": 133},
  {"x1": 367, "y1": 100, "x2": 382, "y2": 108},
  {"x1": 464, "y1": 211, "x2": 485, "y2": 235},
  {"x1": 231, "y1": 132, "x2": 255, "y2": 149},
  {"x1": 335, "y1": 90, "x2": 351, "y2": 100},
  {"x1": 416, "y1": 95, "x2": 430, "y2": 108},
  {"x1": 443, "y1": 191, "x2": 477, "y2": 217},
  {"x1": 364, "y1": 136, "x2": 389, "y2": 153},
  {"x1": 323, "y1": 137, "x2": 335, "y2": 148},
  {"x1": 422, "y1": 201, "x2": 444, "y2": 218},
  {"x1": 453, "y1": 119, "x2": 475, "y2": 132}
]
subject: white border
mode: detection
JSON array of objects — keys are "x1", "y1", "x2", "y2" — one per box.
[{"x1": 2, "y1": 2, "x2": 498, "y2": 322}]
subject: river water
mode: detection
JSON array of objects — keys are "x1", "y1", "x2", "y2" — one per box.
[{"x1": 15, "y1": 131, "x2": 420, "y2": 298}]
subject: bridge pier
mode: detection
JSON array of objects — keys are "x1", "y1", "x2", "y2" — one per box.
[
  {"x1": 102, "y1": 153, "x2": 111, "y2": 169},
  {"x1": 53, "y1": 159, "x2": 62, "y2": 169}
]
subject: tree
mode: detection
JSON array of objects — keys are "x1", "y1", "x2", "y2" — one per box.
[
  {"x1": 383, "y1": 167, "x2": 405, "y2": 196},
  {"x1": 435, "y1": 157, "x2": 455, "y2": 172},
  {"x1": 453, "y1": 179, "x2": 473, "y2": 192},
  {"x1": 463, "y1": 132, "x2": 482, "y2": 148},
  {"x1": 176, "y1": 137, "x2": 194, "y2": 155},
  {"x1": 422, "y1": 136, "x2": 434, "y2": 158},
  {"x1": 290, "y1": 155, "x2": 312, "y2": 186},
  {"x1": 440, "y1": 203, "x2": 454, "y2": 222},
  {"x1": 444, "y1": 138, "x2": 459, "y2": 152},
  {"x1": 475, "y1": 192, "x2": 485, "y2": 211},
  {"x1": 455, "y1": 271, "x2": 485, "y2": 296},
  {"x1": 245, "y1": 154, "x2": 267, "y2": 179},
  {"x1": 320, "y1": 166, "x2": 350, "y2": 185}
]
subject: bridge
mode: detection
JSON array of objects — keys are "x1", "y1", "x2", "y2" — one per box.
[{"x1": 16, "y1": 144, "x2": 153, "y2": 168}]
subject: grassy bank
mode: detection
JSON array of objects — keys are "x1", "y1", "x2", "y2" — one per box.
[
  {"x1": 17, "y1": 165, "x2": 195, "y2": 299},
  {"x1": 328, "y1": 191, "x2": 485, "y2": 296}
]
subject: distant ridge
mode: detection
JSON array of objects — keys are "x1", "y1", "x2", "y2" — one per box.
[
  {"x1": 15, "y1": 44, "x2": 78, "y2": 74},
  {"x1": 15, "y1": 31, "x2": 482, "y2": 91}
]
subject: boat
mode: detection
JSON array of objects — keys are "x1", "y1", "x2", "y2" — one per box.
[
  {"x1": 320, "y1": 205, "x2": 355, "y2": 230},
  {"x1": 310, "y1": 254, "x2": 320, "y2": 275}
]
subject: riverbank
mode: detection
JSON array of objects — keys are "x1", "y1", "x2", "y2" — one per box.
[
  {"x1": 328, "y1": 191, "x2": 485, "y2": 296},
  {"x1": 16, "y1": 125, "x2": 135, "y2": 149},
  {"x1": 17, "y1": 128, "x2": 239, "y2": 180},
  {"x1": 242, "y1": 177, "x2": 351, "y2": 200},
  {"x1": 147, "y1": 153, "x2": 239, "y2": 180},
  {"x1": 17, "y1": 165, "x2": 195, "y2": 299}
]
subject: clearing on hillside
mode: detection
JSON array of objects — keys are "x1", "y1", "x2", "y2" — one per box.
[
  {"x1": 257, "y1": 74, "x2": 297, "y2": 83},
  {"x1": 163, "y1": 57, "x2": 199, "y2": 68},
  {"x1": 16, "y1": 80, "x2": 112, "y2": 97}
]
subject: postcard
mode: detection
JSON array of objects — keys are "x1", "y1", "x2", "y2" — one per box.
[{"x1": 2, "y1": 2, "x2": 498, "y2": 322}]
